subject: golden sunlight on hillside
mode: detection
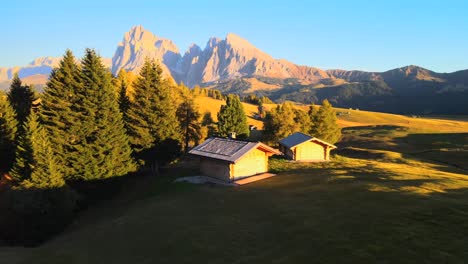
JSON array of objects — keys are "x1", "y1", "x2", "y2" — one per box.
[{"x1": 195, "y1": 96, "x2": 468, "y2": 133}]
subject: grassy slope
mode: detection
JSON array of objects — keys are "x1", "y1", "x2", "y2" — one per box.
[
  {"x1": 196, "y1": 96, "x2": 468, "y2": 132},
  {"x1": 2, "y1": 96, "x2": 468, "y2": 263}
]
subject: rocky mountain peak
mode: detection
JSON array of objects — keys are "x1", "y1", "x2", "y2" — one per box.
[{"x1": 112, "y1": 26, "x2": 181, "y2": 76}]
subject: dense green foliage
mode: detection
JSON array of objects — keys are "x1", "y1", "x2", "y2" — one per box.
[
  {"x1": 7, "y1": 73, "x2": 35, "y2": 126},
  {"x1": 40, "y1": 50, "x2": 82, "y2": 178},
  {"x1": 10, "y1": 111, "x2": 64, "y2": 188},
  {"x1": 0, "y1": 95, "x2": 18, "y2": 173},
  {"x1": 217, "y1": 94, "x2": 250, "y2": 138},
  {"x1": 126, "y1": 59, "x2": 180, "y2": 152},
  {"x1": 309, "y1": 99, "x2": 341, "y2": 144},
  {"x1": 71, "y1": 49, "x2": 136, "y2": 180}
]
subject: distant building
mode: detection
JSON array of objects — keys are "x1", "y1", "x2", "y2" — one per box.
[
  {"x1": 189, "y1": 137, "x2": 280, "y2": 182},
  {"x1": 279, "y1": 132, "x2": 337, "y2": 161}
]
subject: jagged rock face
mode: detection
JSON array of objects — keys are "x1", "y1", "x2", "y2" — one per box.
[
  {"x1": 177, "y1": 32, "x2": 333, "y2": 86},
  {"x1": 178, "y1": 44, "x2": 204, "y2": 86},
  {"x1": 109, "y1": 26, "x2": 335, "y2": 86},
  {"x1": 111, "y1": 25, "x2": 181, "y2": 78}
]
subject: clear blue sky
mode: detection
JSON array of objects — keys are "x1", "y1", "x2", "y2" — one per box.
[{"x1": 3, "y1": 0, "x2": 468, "y2": 72}]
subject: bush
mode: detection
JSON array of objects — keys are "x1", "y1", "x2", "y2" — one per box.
[{"x1": 0, "y1": 186, "x2": 78, "y2": 246}]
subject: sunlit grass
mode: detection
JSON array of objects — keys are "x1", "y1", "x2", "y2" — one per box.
[{"x1": 195, "y1": 96, "x2": 468, "y2": 132}]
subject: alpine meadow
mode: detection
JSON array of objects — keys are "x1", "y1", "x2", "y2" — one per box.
[{"x1": 1, "y1": 1, "x2": 468, "y2": 263}]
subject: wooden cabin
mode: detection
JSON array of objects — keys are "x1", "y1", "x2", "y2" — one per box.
[
  {"x1": 189, "y1": 137, "x2": 280, "y2": 182},
  {"x1": 278, "y1": 132, "x2": 337, "y2": 161}
]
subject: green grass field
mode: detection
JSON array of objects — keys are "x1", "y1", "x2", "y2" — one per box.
[
  {"x1": 2, "y1": 154, "x2": 467, "y2": 263},
  {"x1": 1, "y1": 101, "x2": 468, "y2": 263}
]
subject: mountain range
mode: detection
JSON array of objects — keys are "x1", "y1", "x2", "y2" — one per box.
[{"x1": 1, "y1": 25, "x2": 467, "y2": 114}]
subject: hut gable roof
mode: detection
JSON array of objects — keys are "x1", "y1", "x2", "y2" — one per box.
[
  {"x1": 279, "y1": 132, "x2": 337, "y2": 149},
  {"x1": 189, "y1": 137, "x2": 280, "y2": 163}
]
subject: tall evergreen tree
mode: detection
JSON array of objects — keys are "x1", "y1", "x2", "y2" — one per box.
[
  {"x1": 126, "y1": 58, "x2": 180, "y2": 152},
  {"x1": 0, "y1": 95, "x2": 18, "y2": 173},
  {"x1": 40, "y1": 50, "x2": 82, "y2": 178},
  {"x1": 7, "y1": 73, "x2": 35, "y2": 125},
  {"x1": 176, "y1": 97, "x2": 203, "y2": 151},
  {"x1": 70, "y1": 49, "x2": 136, "y2": 181},
  {"x1": 217, "y1": 94, "x2": 249, "y2": 138},
  {"x1": 10, "y1": 111, "x2": 64, "y2": 188},
  {"x1": 309, "y1": 99, "x2": 341, "y2": 144}
]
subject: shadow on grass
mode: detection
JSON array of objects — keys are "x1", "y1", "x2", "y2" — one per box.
[
  {"x1": 2, "y1": 154, "x2": 468, "y2": 263},
  {"x1": 396, "y1": 132, "x2": 468, "y2": 173},
  {"x1": 339, "y1": 125, "x2": 468, "y2": 174}
]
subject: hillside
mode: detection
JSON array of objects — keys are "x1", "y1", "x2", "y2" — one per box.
[
  {"x1": 194, "y1": 96, "x2": 468, "y2": 132},
  {"x1": 1, "y1": 111, "x2": 467, "y2": 263}
]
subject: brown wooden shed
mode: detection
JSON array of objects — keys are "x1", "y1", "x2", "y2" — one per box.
[
  {"x1": 278, "y1": 132, "x2": 337, "y2": 161},
  {"x1": 189, "y1": 137, "x2": 280, "y2": 182}
]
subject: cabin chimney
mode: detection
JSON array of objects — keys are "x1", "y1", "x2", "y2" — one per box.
[{"x1": 229, "y1": 132, "x2": 236, "y2": 139}]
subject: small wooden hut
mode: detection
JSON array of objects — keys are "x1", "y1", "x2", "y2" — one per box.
[
  {"x1": 189, "y1": 137, "x2": 280, "y2": 182},
  {"x1": 278, "y1": 132, "x2": 337, "y2": 161}
]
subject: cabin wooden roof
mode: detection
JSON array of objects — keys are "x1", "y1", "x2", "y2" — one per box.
[
  {"x1": 189, "y1": 137, "x2": 280, "y2": 163},
  {"x1": 279, "y1": 132, "x2": 337, "y2": 149}
]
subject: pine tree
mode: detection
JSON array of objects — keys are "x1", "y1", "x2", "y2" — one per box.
[
  {"x1": 177, "y1": 97, "x2": 203, "y2": 151},
  {"x1": 309, "y1": 99, "x2": 341, "y2": 144},
  {"x1": 217, "y1": 94, "x2": 249, "y2": 138},
  {"x1": 70, "y1": 49, "x2": 136, "y2": 181},
  {"x1": 7, "y1": 73, "x2": 35, "y2": 126},
  {"x1": 40, "y1": 50, "x2": 82, "y2": 178},
  {"x1": 126, "y1": 58, "x2": 180, "y2": 152},
  {"x1": 0, "y1": 95, "x2": 18, "y2": 173},
  {"x1": 10, "y1": 111, "x2": 64, "y2": 188}
]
